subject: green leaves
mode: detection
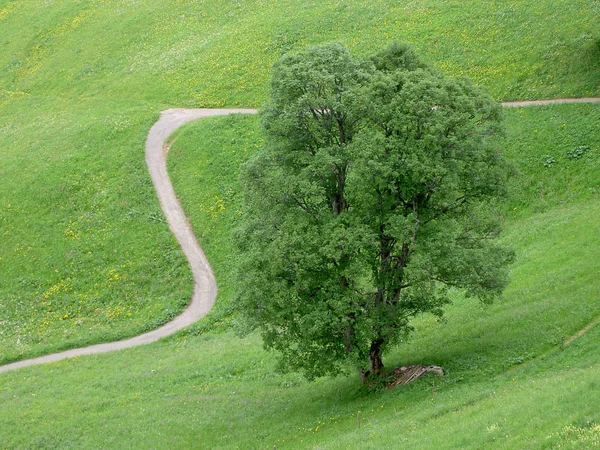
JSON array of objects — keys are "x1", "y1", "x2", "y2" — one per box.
[{"x1": 235, "y1": 42, "x2": 513, "y2": 381}]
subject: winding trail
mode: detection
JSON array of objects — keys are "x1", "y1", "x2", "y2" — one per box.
[
  {"x1": 0, "y1": 108, "x2": 256, "y2": 374},
  {"x1": 1, "y1": 99, "x2": 599, "y2": 375}
]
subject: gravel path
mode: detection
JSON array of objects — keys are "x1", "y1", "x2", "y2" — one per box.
[
  {"x1": 1, "y1": 98, "x2": 598, "y2": 374},
  {"x1": 501, "y1": 97, "x2": 600, "y2": 107},
  {"x1": 0, "y1": 108, "x2": 256, "y2": 374}
]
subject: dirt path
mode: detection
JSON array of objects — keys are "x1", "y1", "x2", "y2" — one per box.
[
  {"x1": 1, "y1": 98, "x2": 598, "y2": 375},
  {"x1": 502, "y1": 97, "x2": 600, "y2": 107},
  {"x1": 0, "y1": 108, "x2": 256, "y2": 374}
]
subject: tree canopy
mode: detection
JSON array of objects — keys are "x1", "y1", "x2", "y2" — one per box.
[{"x1": 234, "y1": 42, "x2": 514, "y2": 382}]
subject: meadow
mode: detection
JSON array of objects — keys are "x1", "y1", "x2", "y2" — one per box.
[
  {"x1": 1, "y1": 0, "x2": 598, "y2": 363},
  {"x1": 1, "y1": 104, "x2": 600, "y2": 448},
  {"x1": 1, "y1": 0, "x2": 600, "y2": 447}
]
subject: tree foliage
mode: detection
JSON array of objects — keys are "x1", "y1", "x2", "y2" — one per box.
[{"x1": 234, "y1": 42, "x2": 514, "y2": 381}]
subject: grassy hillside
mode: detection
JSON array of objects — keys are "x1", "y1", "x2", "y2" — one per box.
[
  {"x1": 1, "y1": 104, "x2": 599, "y2": 448},
  {"x1": 2, "y1": 0, "x2": 599, "y2": 105},
  {"x1": 1, "y1": 0, "x2": 599, "y2": 363},
  {"x1": 1, "y1": 0, "x2": 600, "y2": 447},
  {"x1": 3, "y1": 326, "x2": 599, "y2": 448}
]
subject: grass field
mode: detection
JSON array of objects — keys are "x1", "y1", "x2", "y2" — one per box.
[
  {"x1": 1, "y1": 105, "x2": 599, "y2": 448},
  {"x1": 2, "y1": 324, "x2": 600, "y2": 448},
  {"x1": 1, "y1": 0, "x2": 600, "y2": 447},
  {"x1": 1, "y1": 0, "x2": 598, "y2": 363}
]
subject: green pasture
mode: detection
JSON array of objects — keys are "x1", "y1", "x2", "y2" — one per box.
[
  {"x1": 1, "y1": 325, "x2": 600, "y2": 449},
  {"x1": 1, "y1": 0, "x2": 600, "y2": 447},
  {"x1": 5, "y1": 104, "x2": 600, "y2": 448},
  {"x1": 1, "y1": 0, "x2": 598, "y2": 363},
  {"x1": 1, "y1": 0, "x2": 599, "y2": 362}
]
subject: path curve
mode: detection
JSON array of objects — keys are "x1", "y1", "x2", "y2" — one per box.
[
  {"x1": 1, "y1": 98, "x2": 599, "y2": 375},
  {"x1": 0, "y1": 108, "x2": 257, "y2": 374}
]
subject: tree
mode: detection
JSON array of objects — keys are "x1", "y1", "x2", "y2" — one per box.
[{"x1": 234, "y1": 42, "x2": 514, "y2": 382}]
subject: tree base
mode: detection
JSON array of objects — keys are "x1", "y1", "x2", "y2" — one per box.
[{"x1": 387, "y1": 365, "x2": 444, "y2": 389}]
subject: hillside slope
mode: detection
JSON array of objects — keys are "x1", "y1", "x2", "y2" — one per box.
[
  {"x1": 1, "y1": 104, "x2": 599, "y2": 448},
  {"x1": 2, "y1": 0, "x2": 599, "y2": 363}
]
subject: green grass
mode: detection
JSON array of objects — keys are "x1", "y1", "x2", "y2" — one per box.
[
  {"x1": 501, "y1": 104, "x2": 600, "y2": 217},
  {"x1": 0, "y1": 293, "x2": 598, "y2": 449},
  {"x1": 5, "y1": 106, "x2": 596, "y2": 448},
  {"x1": 1, "y1": 0, "x2": 600, "y2": 447},
  {"x1": 2, "y1": 0, "x2": 599, "y2": 105},
  {"x1": 3, "y1": 0, "x2": 597, "y2": 362},
  {"x1": 0, "y1": 99, "x2": 193, "y2": 364}
]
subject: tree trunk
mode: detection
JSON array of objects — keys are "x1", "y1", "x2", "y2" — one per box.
[
  {"x1": 369, "y1": 338, "x2": 384, "y2": 376},
  {"x1": 359, "y1": 339, "x2": 385, "y2": 384}
]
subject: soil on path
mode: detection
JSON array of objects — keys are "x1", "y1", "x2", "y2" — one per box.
[
  {"x1": 0, "y1": 108, "x2": 256, "y2": 374},
  {"x1": 1, "y1": 98, "x2": 599, "y2": 375},
  {"x1": 501, "y1": 98, "x2": 600, "y2": 107}
]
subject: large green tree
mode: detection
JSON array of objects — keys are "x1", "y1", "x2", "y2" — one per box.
[{"x1": 235, "y1": 42, "x2": 514, "y2": 382}]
